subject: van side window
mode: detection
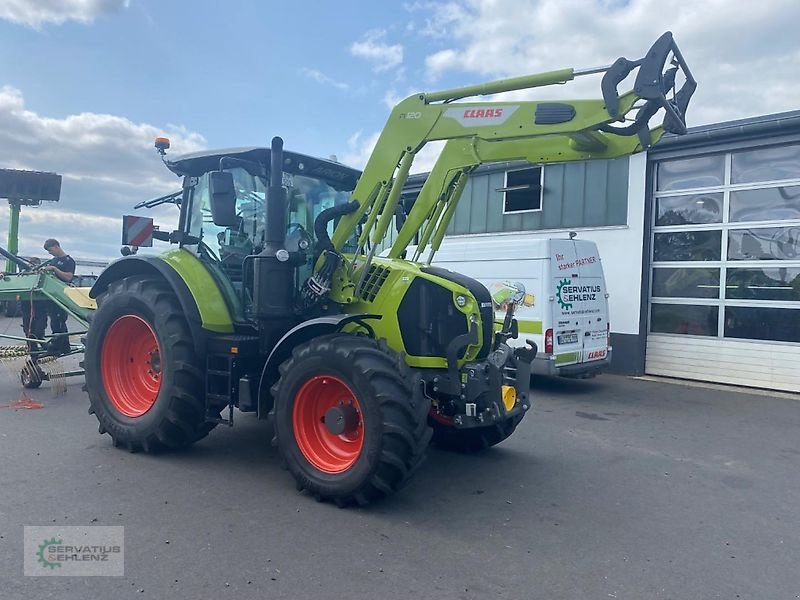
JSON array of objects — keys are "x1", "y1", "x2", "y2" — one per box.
[{"x1": 500, "y1": 167, "x2": 543, "y2": 213}]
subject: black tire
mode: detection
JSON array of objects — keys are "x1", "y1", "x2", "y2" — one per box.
[
  {"x1": 272, "y1": 334, "x2": 431, "y2": 506},
  {"x1": 21, "y1": 359, "x2": 43, "y2": 389},
  {"x1": 84, "y1": 276, "x2": 215, "y2": 452},
  {"x1": 431, "y1": 413, "x2": 525, "y2": 453}
]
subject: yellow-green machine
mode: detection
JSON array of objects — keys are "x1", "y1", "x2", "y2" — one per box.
[{"x1": 81, "y1": 32, "x2": 695, "y2": 505}]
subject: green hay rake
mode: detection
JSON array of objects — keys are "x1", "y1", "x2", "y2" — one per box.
[{"x1": 0, "y1": 247, "x2": 92, "y2": 388}]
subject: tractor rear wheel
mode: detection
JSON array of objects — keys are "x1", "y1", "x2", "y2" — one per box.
[
  {"x1": 272, "y1": 334, "x2": 431, "y2": 506},
  {"x1": 84, "y1": 276, "x2": 214, "y2": 452},
  {"x1": 430, "y1": 413, "x2": 525, "y2": 453}
]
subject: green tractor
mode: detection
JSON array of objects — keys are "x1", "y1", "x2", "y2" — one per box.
[{"x1": 84, "y1": 32, "x2": 695, "y2": 505}]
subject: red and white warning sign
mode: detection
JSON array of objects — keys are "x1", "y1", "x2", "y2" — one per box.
[{"x1": 122, "y1": 215, "x2": 154, "y2": 247}]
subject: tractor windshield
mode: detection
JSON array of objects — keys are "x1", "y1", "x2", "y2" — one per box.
[
  {"x1": 187, "y1": 167, "x2": 267, "y2": 262},
  {"x1": 187, "y1": 166, "x2": 352, "y2": 287}
]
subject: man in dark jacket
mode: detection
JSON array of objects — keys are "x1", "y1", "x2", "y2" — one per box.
[{"x1": 41, "y1": 239, "x2": 75, "y2": 354}]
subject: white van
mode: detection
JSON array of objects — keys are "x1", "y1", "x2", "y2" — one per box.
[{"x1": 425, "y1": 237, "x2": 612, "y2": 378}]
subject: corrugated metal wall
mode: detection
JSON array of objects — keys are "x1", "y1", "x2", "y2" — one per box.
[{"x1": 446, "y1": 157, "x2": 630, "y2": 235}]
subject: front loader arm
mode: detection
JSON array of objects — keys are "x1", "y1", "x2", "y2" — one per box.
[
  {"x1": 317, "y1": 31, "x2": 694, "y2": 303},
  {"x1": 328, "y1": 66, "x2": 581, "y2": 253},
  {"x1": 389, "y1": 93, "x2": 666, "y2": 259}
]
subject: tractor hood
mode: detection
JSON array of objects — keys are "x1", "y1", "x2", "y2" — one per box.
[{"x1": 165, "y1": 147, "x2": 362, "y2": 192}]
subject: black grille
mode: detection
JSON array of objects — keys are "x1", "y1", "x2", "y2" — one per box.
[
  {"x1": 535, "y1": 102, "x2": 576, "y2": 124},
  {"x1": 358, "y1": 265, "x2": 391, "y2": 302},
  {"x1": 397, "y1": 278, "x2": 468, "y2": 358},
  {"x1": 421, "y1": 266, "x2": 494, "y2": 360}
]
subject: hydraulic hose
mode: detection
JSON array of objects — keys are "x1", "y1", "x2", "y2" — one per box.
[{"x1": 314, "y1": 201, "x2": 359, "y2": 252}]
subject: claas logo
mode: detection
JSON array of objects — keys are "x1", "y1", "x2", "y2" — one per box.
[{"x1": 462, "y1": 108, "x2": 503, "y2": 119}]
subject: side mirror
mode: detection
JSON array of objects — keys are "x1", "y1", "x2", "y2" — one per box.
[{"x1": 208, "y1": 171, "x2": 239, "y2": 226}]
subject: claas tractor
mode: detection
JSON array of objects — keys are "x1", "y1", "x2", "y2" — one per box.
[{"x1": 84, "y1": 32, "x2": 695, "y2": 505}]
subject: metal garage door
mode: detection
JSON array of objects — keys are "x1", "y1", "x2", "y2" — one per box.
[{"x1": 645, "y1": 143, "x2": 800, "y2": 393}]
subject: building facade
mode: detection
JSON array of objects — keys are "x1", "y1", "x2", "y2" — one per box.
[{"x1": 403, "y1": 110, "x2": 800, "y2": 392}]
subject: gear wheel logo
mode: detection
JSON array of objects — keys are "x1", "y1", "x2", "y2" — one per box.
[
  {"x1": 556, "y1": 278, "x2": 572, "y2": 310},
  {"x1": 37, "y1": 537, "x2": 62, "y2": 570}
]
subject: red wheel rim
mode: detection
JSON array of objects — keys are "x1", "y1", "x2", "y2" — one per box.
[
  {"x1": 101, "y1": 315, "x2": 162, "y2": 418},
  {"x1": 292, "y1": 375, "x2": 364, "y2": 473}
]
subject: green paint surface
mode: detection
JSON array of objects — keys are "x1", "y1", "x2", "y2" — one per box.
[
  {"x1": 160, "y1": 248, "x2": 234, "y2": 333},
  {"x1": 517, "y1": 319, "x2": 543, "y2": 335},
  {"x1": 555, "y1": 351, "x2": 580, "y2": 365}
]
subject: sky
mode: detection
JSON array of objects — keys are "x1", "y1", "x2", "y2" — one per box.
[{"x1": 0, "y1": 0, "x2": 798, "y2": 264}]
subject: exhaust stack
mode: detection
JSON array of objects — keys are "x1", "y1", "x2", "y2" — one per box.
[{"x1": 253, "y1": 137, "x2": 294, "y2": 350}]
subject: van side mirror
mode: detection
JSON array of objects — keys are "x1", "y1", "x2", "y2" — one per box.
[{"x1": 208, "y1": 171, "x2": 239, "y2": 226}]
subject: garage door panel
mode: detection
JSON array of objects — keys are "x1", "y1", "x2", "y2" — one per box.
[{"x1": 646, "y1": 335, "x2": 800, "y2": 392}]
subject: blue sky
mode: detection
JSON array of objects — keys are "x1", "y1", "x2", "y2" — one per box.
[
  {"x1": 0, "y1": 0, "x2": 798, "y2": 263},
  {"x1": 1, "y1": 1, "x2": 422, "y2": 156}
]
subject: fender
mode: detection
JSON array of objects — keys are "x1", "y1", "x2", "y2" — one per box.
[
  {"x1": 90, "y1": 255, "x2": 212, "y2": 356},
  {"x1": 257, "y1": 313, "x2": 381, "y2": 419}
]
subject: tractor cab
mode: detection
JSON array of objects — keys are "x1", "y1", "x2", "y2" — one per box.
[{"x1": 161, "y1": 146, "x2": 361, "y2": 311}]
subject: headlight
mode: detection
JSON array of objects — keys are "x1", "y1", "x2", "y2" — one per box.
[{"x1": 455, "y1": 294, "x2": 467, "y2": 307}]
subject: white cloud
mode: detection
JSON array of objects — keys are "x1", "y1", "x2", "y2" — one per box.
[
  {"x1": 409, "y1": 140, "x2": 446, "y2": 174},
  {"x1": 340, "y1": 129, "x2": 444, "y2": 175},
  {"x1": 350, "y1": 29, "x2": 404, "y2": 73},
  {"x1": 341, "y1": 131, "x2": 381, "y2": 171},
  {"x1": 425, "y1": 49, "x2": 458, "y2": 81},
  {"x1": 0, "y1": 85, "x2": 205, "y2": 261},
  {"x1": 300, "y1": 68, "x2": 349, "y2": 92},
  {"x1": 0, "y1": 0, "x2": 129, "y2": 27},
  {"x1": 411, "y1": 0, "x2": 800, "y2": 125},
  {"x1": 404, "y1": 1, "x2": 466, "y2": 40}
]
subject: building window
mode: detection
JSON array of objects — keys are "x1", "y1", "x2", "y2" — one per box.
[
  {"x1": 649, "y1": 142, "x2": 800, "y2": 343},
  {"x1": 650, "y1": 303, "x2": 719, "y2": 336},
  {"x1": 500, "y1": 167, "x2": 543, "y2": 213}
]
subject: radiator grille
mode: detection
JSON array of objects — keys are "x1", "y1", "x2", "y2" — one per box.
[{"x1": 359, "y1": 265, "x2": 391, "y2": 302}]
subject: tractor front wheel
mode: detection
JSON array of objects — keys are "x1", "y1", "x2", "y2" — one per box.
[
  {"x1": 430, "y1": 413, "x2": 525, "y2": 453},
  {"x1": 83, "y1": 276, "x2": 214, "y2": 452},
  {"x1": 272, "y1": 334, "x2": 431, "y2": 506}
]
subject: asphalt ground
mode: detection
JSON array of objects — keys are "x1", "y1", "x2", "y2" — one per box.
[{"x1": 0, "y1": 318, "x2": 798, "y2": 599}]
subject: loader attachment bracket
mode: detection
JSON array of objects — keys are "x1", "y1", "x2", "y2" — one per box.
[{"x1": 601, "y1": 31, "x2": 696, "y2": 141}]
